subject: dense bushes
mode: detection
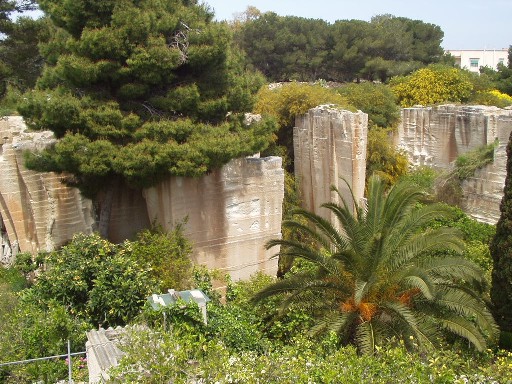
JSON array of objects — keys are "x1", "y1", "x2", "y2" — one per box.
[
  {"x1": 335, "y1": 82, "x2": 400, "y2": 128},
  {"x1": 390, "y1": 65, "x2": 474, "y2": 107},
  {"x1": 367, "y1": 127, "x2": 408, "y2": 185},
  {"x1": 108, "y1": 328, "x2": 512, "y2": 383},
  {"x1": 0, "y1": 225, "x2": 195, "y2": 383},
  {"x1": 254, "y1": 82, "x2": 352, "y2": 128}
]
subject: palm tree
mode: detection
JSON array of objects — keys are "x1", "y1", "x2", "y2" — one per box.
[{"x1": 254, "y1": 175, "x2": 498, "y2": 354}]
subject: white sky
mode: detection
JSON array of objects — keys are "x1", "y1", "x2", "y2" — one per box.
[{"x1": 203, "y1": 0, "x2": 511, "y2": 50}]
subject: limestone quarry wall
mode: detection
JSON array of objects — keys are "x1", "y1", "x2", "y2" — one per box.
[
  {"x1": 0, "y1": 116, "x2": 283, "y2": 279},
  {"x1": 143, "y1": 156, "x2": 283, "y2": 280},
  {"x1": 294, "y1": 106, "x2": 368, "y2": 222},
  {"x1": 0, "y1": 116, "x2": 95, "y2": 263},
  {"x1": 397, "y1": 105, "x2": 512, "y2": 224}
]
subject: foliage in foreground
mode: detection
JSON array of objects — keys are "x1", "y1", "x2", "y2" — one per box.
[
  {"x1": 17, "y1": 224, "x2": 193, "y2": 328},
  {"x1": 107, "y1": 325, "x2": 512, "y2": 384},
  {"x1": 0, "y1": 268, "x2": 88, "y2": 384},
  {"x1": 254, "y1": 175, "x2": 498, "y2": 353}
]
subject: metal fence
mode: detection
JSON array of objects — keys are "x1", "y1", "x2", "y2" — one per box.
[{"x1": 0, "y1": 340, "x2": 86, "y2": 383}]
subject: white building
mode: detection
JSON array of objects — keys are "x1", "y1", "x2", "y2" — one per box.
[{"x1": 446, "y1": 49, "x2": 509, "y2": 72}]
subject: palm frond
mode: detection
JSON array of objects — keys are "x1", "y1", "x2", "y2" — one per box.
[
  {"x1": 355, "y1": 321, "x2": 375, "y2": 355},
  {"x1": 380, "y1": 301, "x2": 423, "y2": 342},
  {"x1": 354, "y1": 279, "x2": 369, "y2": 305},
  {"x1": 280, "y1": 219, "x2": 334, "y2": 250},
  {"x1": 385, "y1": 204, "x2": 464, "y2": 256},
  {"x1": 401, "y1": 273, "x2": 435, "y2": 301},
  {"x1": 310, "y1": 311, "x2": 356, "y2": 339},
  {"x1": 364, "y1": 175, "x2": 386, "y2": 232},
  {"x1": 321, "y1": 202, "x2": 362, "y2": 248},
  {"x1": 417, "y1": 256, "x2": 486, "y2": 285},
  {"x1": 381, "y1": 181, "x2": 426, "y2": 230},
  {"x1": 433, "y1": 286, "x2": 498, "y2": 339},
  {"x1": 330, "y1": 180, "x2": 361, "y2": 219},
  {"x1": 389, "y1": 228, "x2": 465, "y2": 271},
  {"x1": 438, "y1": 315, "x2": 488, "y2": 351},
  {"x1": 265, "y1": 238, "x2": 339, "y2": 274},
  {"x1": 287, "y1": 209, "x2": 350, "y2": 250},
  {"x1": 251, "y1": 273, "x2": 316, "y2": 303}
]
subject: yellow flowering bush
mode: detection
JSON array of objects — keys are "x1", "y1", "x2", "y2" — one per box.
[
  {"x1": 254, "y1": 82, "x2": 353, "y2": 128},
  {"x1": 472, "y1": 89, "x2": 512, "y2": 108},
  {"x1": 390, "y1": 65, "x2": 474, "y2": 107}
]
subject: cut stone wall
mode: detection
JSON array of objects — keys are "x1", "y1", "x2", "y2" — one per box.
[
  {"x1": 0, "y1": 117, "x2": 283, "y2": 278},
  {"x1": 143, "y1": 155, "x2": 283, "y2": 280},
  {"x1": 294, "y1": 105, "x2": 368, "y2": 222},
  {"x1": 397, "y1": 105, "x2": 512, "y2": 224},
  {"x1": 0, "y1": 116, "x2": 94, "y2": 262}
]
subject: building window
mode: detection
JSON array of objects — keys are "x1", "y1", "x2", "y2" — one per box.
[
  {"x1": 499, "y1": 58, "x2": 505, "y2": 65},
  {"x1": 470, "y1": 58, "x2": 479, "y2": 68}
]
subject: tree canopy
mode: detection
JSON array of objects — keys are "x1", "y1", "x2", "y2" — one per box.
[
  {"x1": 19, "y1": 0, "x2": 276, "y2": 197},
  {"x1": 0, "y1": 1, "x2": 45, "y2": 99},
  {"x1": 237, "y1": 12, "x2": 445, "y2": 82}
]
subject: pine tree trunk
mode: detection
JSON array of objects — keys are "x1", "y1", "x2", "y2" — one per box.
[{"x1": 97, "y1": 179, "x2": 119, "y2": 239}]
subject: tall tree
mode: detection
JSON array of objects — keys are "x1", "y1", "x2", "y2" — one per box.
[
  {"x1": 18, "y1": 0, "x2": 275, "y2": 237},
  {"x1": 490, "y1": 130, "x2": 512, "y2": 339},
  {"x1": 239, "y1": 12, "x2": 330, "y2": 81},
  {"x1": 0, "y1": 0, "x2": 43, "y2": 97},
  {"x1": 0, "y1": 0, "x2": 37, "y2": 34},
  {"x1": 327, "y1": 20, "x2": 370, "y2": 82},
  {"x1": 238, "y1": 13, "x2": 445, "y2": 83},
  {"x1": 254, "y1": 175, "x2": 497, "y2": 354}
]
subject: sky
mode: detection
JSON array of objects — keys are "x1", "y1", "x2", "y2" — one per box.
[{"x1": 203, "y1": 0, "x2": 511, "y2": 50}]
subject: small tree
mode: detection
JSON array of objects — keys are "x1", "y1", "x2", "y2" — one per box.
[
  {"x1": 254, "y1": 176, "x2": 498, "y2": 354},
  {"x1": 27, "y1": 233, "x2": 156, "y2": 327},
  {"x1": 490, "y1": 130, "x2": 512, "y2": 343},
  {"x1": 129, "y1": 223, "x2": 193, "y2": 292}
]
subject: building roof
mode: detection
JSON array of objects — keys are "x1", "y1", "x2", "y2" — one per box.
[
  {"x1": 147, "y1": 289, "x2": 210, "y2": 310},
  {"x1": 86, "y1": 326, "x2": 126, "y2": 383}
]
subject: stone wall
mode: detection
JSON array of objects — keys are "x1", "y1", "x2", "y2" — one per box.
[
  {"x1": 0, "y1": 116, "x2": 95, "y2": 262},
  {"x1": 294, "y1": 106, "x2": 368, "y2": 222},
  {"x1": 0, "y1": 117, "x2": 283, "y2": 278},
  {"x1": 143, "y1": 155, "x2": 283, "y2": 280},
  {"x1": 397, "y1": 105, "x2": 512, "y2": 224}
]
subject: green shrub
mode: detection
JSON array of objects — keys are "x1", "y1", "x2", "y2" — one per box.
[
  {"x1": 254, "y1": 82, "x2": 352, "y2": 128},
  {"x1": 335, "y1": 82, "x2": 400, "y2": 128},
  {"x1": 129, "y1": 223, "x2": 193, "y2": 292},
  {"x1": 23, "y1": 233, "x2": 158, "y2": 327},
  {"x1": 398, "y1": 166, "x2": 440, "y2": 193},
  {"x1": 254, "y1": 82, "x2": 353, "y2": 172},
  {"x1": 471, "y1": 89, "x2": 512, "y2": 108},
  {"x1": 108, "y1": 326, "x2": 512, "y2": 383},
  {"x1": 367, "y1": 127, "x2": 409, "y2": 185}
]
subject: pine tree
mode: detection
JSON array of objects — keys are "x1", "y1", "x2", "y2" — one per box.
[
  {"x1": 490, "y1": 130, "x2": 512, "y2": 339},
  {"x1": 18, "y1": 0, "x2": 275, "y2": 236}
]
